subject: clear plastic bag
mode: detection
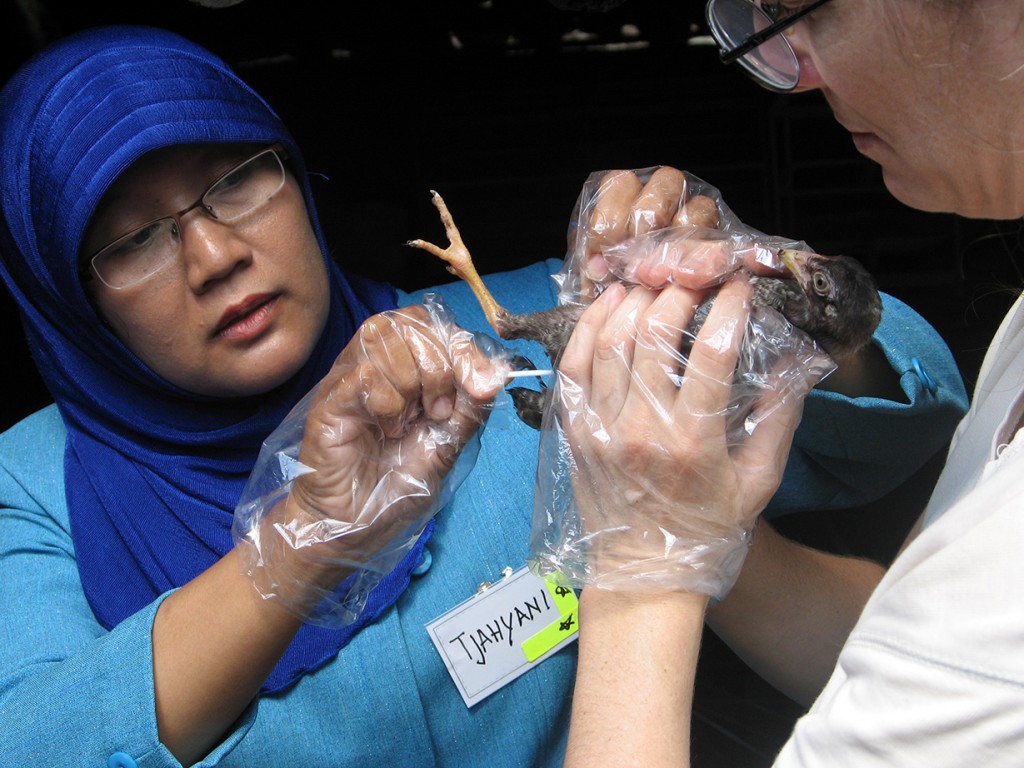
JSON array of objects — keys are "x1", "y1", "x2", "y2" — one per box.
[
  {"x1": 232, "y1": 294, "x2": 510, "y2": 626},
  {"x1": 553, "y1": 166, "x2": 810, "y2": 304},
  {"x1": 529, "y1": 167, "x2": 836, "y2": 598}
]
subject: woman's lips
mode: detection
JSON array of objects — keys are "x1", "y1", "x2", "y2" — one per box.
[{"x1": 214, "y1": 293, "x2": 279, "y2": 340}]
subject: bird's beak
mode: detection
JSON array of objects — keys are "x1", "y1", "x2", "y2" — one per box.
[{"x1": 778, "y1": 248, "x2": 811, "y2": 277}]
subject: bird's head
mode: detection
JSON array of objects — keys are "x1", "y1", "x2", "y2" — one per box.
[{"x1": 777, "y1": 249, "x2": 882, "y2": 359}]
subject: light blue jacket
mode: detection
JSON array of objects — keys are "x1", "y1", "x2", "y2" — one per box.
[{"x1": 0, "y1": 260, "x2": 967, "y2": 767}]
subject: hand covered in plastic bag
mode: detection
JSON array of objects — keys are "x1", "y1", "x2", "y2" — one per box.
[
  {"x1": 233, "y1": 296, "x2": 508, "y2": 625},
  {"x1": 556, "y1": 166, "x2": 805, "y2": 306},
  {"x1": 529, "y1": 277, "x2": 832, "y2": 598}
]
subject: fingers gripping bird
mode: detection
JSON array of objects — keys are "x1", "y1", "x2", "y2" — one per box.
[{"x1": 408, "y1": 190, "x2": 882, "y2": 429}]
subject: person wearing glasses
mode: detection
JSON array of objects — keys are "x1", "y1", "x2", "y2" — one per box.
[
  {"x1": 563, "y1": 1, "x2": 1024, "y2": 766},
  {"x1": 0, "y1": 19, "x2": 965, "y2": 768}
]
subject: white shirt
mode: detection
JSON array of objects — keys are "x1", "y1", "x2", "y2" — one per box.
[{"x1": 776, "y1": 293, "x2": 1024, "y2": 767}]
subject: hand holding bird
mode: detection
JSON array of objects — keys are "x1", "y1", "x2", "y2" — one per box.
[{"x1": 408, "y1": 167, "x2": 881, "y2": 429}]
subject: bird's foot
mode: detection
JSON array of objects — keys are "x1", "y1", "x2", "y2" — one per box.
[{"x1": 407, "y1": 190, "x2": 509, "y2": 336}]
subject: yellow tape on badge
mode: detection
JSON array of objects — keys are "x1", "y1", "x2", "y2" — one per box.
[{"x1": 521, "y1": 577, "x2": 579, "y2": 662}]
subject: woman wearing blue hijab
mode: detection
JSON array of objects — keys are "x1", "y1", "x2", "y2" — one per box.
[
  {"x1": 0, "y1": 23, "x2": 968, "y2": 768},
  {"x1": 0, "y1": 24, "x2": 570, "y2": 766}
]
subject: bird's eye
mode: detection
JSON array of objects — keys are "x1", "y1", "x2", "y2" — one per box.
[{"x1": 812, "y1": 271, "x2": 833, "y2": 296}]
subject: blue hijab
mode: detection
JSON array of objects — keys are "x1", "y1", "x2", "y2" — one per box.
[{"x1": 0, "y1": 25, "x2": 432, "y2": 693}]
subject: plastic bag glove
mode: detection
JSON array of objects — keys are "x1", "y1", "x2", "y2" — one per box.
[
  {"x1": 529, "y1": 277, "x2": 833, "y2": 599},
  {"x1": 233, "y1": 294, "x2": 510, "y2": 626},
  {"x1": 554, "y1": 166, "x2": 808, "y2": 305}
]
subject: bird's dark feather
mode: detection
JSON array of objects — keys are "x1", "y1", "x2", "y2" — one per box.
[
  {"x1": 499, "y1": 253, "x2": 881, "y2": 428},
  {"x1": 407, "y1": 190, "x2": 881, "y2": 429}
]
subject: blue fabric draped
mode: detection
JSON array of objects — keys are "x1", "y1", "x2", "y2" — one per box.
[{"x1": 0, "y1": 25, "x2": 432, "y2": 693}]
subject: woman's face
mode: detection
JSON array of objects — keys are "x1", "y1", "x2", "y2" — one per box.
[
  {"x1": 787, "y1": 0, "x2": 1024, "y2": 219},
  {"x1": 81, "y1": 144, "x2": 330, "y2": 398}
]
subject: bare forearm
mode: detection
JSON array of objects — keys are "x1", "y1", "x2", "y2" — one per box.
[
  {"x1": 815, "y1": 342, "x2": 907, "y2": 402},
  {"x1": 815, "y1": 342, "x2": 905, "y2": 403},
  {"x1": 707, "y1": 523, "x2": 884, "y2": 705},
  {"x1": 151, "y1": 546, "x2": 304, "y2": 765},
  {"x1": 565, "y1": 588, "x2": 709, "y2": 768}
]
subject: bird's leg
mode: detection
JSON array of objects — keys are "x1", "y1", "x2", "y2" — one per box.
[{"x1": 407, "y1": 190, "x2": 511, "y2": 338}]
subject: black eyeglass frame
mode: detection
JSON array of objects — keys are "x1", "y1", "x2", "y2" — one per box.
[{"x1": 708, "y1": 0, "x2": 833, "y2": 66}]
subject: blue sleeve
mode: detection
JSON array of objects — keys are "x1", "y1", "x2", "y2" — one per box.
[
  {"x1": 0, "y1": 407, "x2": 254, "y2": 768},
  {"x1": 401, "y1": 263, "x2": 968, "y2": 517}
]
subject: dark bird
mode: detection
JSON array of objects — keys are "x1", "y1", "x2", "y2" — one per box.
[
  {"x1": 408, "y1": 191, "x2": 882, "y2": 429},
  {"x1": 750, "y1": 248, "x2": 882, "y2": 360}
]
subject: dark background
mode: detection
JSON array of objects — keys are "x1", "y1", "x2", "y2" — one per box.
[
  {"x1": 2, "y1": 2, "x2": 1021, "y2": 764},
  {"x1": 3, "y1": 0, "x2": 1022, "y2": 432}
]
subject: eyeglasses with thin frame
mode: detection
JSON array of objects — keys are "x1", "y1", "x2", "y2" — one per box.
[
  {"x1": 705, "y1": 0, "x2": 833, "y2": 92},
  {"x1": 85, "y1": 145, "x2": 288, "y2": 290}
]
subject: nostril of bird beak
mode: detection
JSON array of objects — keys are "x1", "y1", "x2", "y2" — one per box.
[{"x1": 778, "y1": 248, "x2": 811, "y2": 277}]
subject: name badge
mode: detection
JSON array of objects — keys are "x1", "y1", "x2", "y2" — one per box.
[{"x1": 426, "y1": 566, "x2": 579, "y2": 707}]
